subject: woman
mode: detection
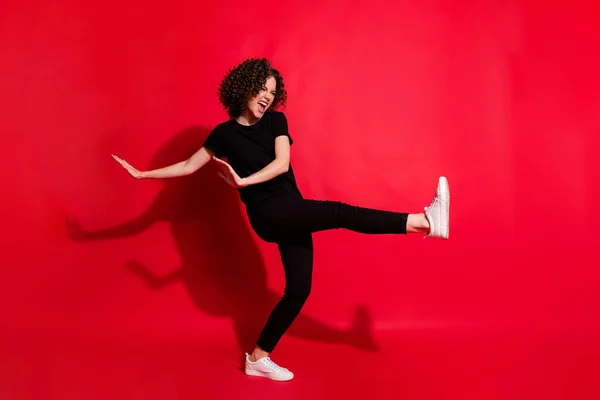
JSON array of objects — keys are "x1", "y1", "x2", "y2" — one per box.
[{"x1": 111, "y1": 58, "x2": 450, "y2": 381}]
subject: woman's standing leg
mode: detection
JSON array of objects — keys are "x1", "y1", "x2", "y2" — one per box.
[
  {"x1": 256, "y1": 235, "x2": 313, "y2": 353},
  {"x1": 244, "y1": 234, "x2": 313, "y2": 381}
]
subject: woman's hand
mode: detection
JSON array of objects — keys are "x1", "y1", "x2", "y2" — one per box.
[
  {"x1": 213, "y1": 157, "x2": 247, "y2": 188},
  {"x1": 112, "y1": 154, "x2": 144, "y2": 179}
]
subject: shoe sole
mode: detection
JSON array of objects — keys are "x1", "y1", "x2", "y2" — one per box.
[
  {"x1": 439, "y1": 176, "x2": 450, "y2": 239},
  {"x1": 245, "y1": 368, "x2": 294, "y2": 381}
]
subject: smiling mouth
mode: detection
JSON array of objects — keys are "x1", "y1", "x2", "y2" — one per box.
[{"x1": 258, "y1": 100, "x2": 268, "y2": 113}]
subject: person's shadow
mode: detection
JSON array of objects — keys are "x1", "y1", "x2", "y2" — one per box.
[{"x1": 65, "y1": 126, "x2": 378, "y2": 362}]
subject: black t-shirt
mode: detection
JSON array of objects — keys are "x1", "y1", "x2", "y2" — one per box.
[{"x1": 202, "y1": 111, "x2": 302, "y2": 207}]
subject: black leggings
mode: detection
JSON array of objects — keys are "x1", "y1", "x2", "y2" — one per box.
[{"x1": 246, "y1": 196, "x2": 409, "y2": 353}]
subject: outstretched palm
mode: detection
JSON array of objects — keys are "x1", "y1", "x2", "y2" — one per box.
[
  {"x1": 213, "y1": 157, "x2": 246, "y2": 188},
  {"x1": 112, "y1": 154, "x2": 143, "y2": 179}
]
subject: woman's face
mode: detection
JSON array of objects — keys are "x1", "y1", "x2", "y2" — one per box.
[{"x1": 247, "y1": 76, "x2": 277, "y2": 119}]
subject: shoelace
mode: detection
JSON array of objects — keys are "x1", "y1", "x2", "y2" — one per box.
[
  {"x1": 262, "y1": 357, "x2": 286, "y2": 371},
  {"x1": 423, "y1": 196, "x2": 439, "y2": 239}
]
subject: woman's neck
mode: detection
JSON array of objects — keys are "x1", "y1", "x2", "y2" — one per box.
[{"x1": 236, "y1": 109, "x2": 260, "y2": 126}]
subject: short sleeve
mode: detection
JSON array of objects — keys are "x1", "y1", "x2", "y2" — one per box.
[
  {"x1": 202, "y1": 125, "x2": 226, "y2": 158},
  {"x1": 270, "y1": 112, "x2": 293, "y2": 145}
]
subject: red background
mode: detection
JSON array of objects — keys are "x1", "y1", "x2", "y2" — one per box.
[{"x1": 1, "y1": 0, "x2": 599, "y2": 398}]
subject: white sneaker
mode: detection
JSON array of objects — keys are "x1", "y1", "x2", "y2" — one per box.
[
  {"x1": 244, "y1": 353, "x2": 294, "y2": 381},
  {"x1": 424, "y1": 176, "x2": 450, "y2": 239}
]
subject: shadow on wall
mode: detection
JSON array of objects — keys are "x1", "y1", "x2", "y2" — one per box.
[{"x1": 66, "y1": 125, "x2": 377, "y2": 354}]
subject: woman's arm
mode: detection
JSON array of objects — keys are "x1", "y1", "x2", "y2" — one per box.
[
  {"x1": 112, "y1": 146, "x2": 212, "y2": 179},
  {"x1": 242, "y1": 136, "x2": 290, "y2": 186},
  {"x1": 213, "y1": 136, "x2": 290, "y2": 188}
]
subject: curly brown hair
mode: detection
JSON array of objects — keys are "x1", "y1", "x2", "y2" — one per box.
[{"x1": 218, "y1": 58, "x2": 287, "y2": 119}]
